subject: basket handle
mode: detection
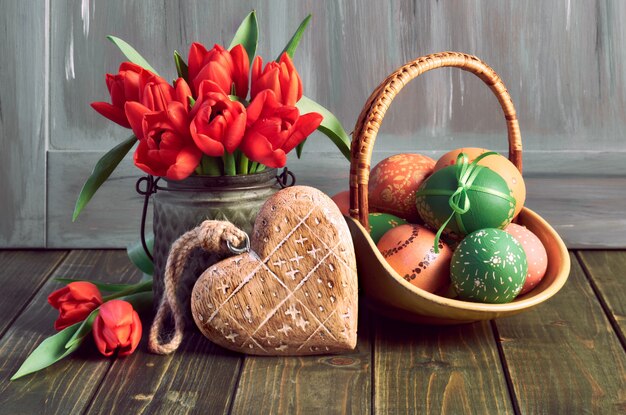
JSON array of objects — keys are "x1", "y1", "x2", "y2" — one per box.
[{"x1": 349, "y1": 52, "x2": 522, "y2": 229}]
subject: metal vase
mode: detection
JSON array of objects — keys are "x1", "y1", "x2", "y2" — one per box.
[{"x1": 152, "y1": 169, "x2": 279, "y2": 327}]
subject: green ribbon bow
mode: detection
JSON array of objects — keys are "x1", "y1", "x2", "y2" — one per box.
[{"x1": 416, "y1": 152, "x2": 516, "y2": 253}]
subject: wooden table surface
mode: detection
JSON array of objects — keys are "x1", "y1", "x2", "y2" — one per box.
[{"x1": 1, "y1": 249, "x2": 625, "y2": 414}]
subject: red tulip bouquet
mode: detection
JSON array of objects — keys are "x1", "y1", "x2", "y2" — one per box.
[
  {"x1": 12, "y1": 11, "x2": 349, "y2": 380},
  {"x1": 72, "y1": 11, "x2": 350, "y2": 221}
]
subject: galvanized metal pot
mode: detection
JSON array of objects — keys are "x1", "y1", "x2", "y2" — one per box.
[{"x1": 152, "y1": 169, "x2": 280, "y2": 327}]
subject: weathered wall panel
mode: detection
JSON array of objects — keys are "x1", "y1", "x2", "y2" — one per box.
[
  {"x1": 3, "y1": 0, "x2": 626, "y2": 246},
  {"x1": 0, "y1": 0, "x2": 46, "y2": 247}
]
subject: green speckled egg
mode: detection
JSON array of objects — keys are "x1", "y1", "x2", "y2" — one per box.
[
  {"x1": 450, "y1": 228, "x2": 527, "y2": 303},
  {"x1": 415, "y1": 165, "x2": 516, "y2": 240},
  {"x1": 368, "y1": 213, "x2": 408, "y2": 243}
]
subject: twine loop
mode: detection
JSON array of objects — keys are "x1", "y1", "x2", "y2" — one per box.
[{"x1": 148, "y1": 220, "x2": 248, "y2": 355}]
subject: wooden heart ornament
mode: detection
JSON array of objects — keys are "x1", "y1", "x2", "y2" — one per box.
[{"x1": 191, "y1": 186, "x2": 358, "y2": 355}]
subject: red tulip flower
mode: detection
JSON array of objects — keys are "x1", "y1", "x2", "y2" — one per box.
[
  {"x1": 190, "y1": 81, "x2": 247, "y2": 156},
  {"x1": 92, "y1": 300, "x2": 142, "y2": 357},
  {"x1": 48, "y1": 282, "x2": 103, "y2": 330},
  {"x1": 241, "y1": 90, "x2": 322, "y2": 168},
  {"x1": 140, "y1": 76, "x2": 193, "y2": 112},
  {"x1": 91, "y1": 62, "x2": 154, "y2": 128},
  {"x1": 187, "y1": 43, "x2": 249, "y2": 99},
  {"x1": 251, "y1": 53, "x2": 303, "y2": 106},
  {"x1": 126, "y1": 95, "x2": 202, "y2": 180}
]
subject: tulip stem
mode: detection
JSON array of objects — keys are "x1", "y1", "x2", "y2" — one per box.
[
  {"x1": 237, "y1": 152, "x2": 249, "y2": 175},
  {"x1": 223, "y1": 152, "x2": 236, "y2": 176},
  {"x1": 102, "y1": 279, "x2": 153, "y2": 302},
  {"x1": 256, "y1": 164, "x2": 266, "y2": 173},
  {"x1": 249, "y1": 161, "x2": 259, "y2": 174},
  {"x1": 201, "y1": 156, "x2": 222, "y2": 176}
]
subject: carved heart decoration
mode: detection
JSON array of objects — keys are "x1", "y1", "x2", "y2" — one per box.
[{"x1": 191, "y1": 186, "x2": 358, "y2": 355}]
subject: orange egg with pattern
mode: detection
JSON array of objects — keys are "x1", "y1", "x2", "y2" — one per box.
[
  {"x1": 330, "y1": 191, "x2": 351, "y2": 216},
  {"x1": 434, "y1": 148, "x2": 526, "y2": 218},
  {"x1": 377, "y1": 224, "x2": 452, "y2": 293},
  {"x1": 504, "y1": 223, "x2": 548, "y2": 295},
  {"x1": 368, "y1": 153, "x2": 435, "y2": 222}
]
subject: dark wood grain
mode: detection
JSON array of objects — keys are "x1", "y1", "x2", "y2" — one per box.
[
  {"x1": 0, "y1": 251, "x2": 67, "y2": 337},
  {"x1": 577, "y1": 250, "x2": 626, "y2": 347},
  {"x1": 85, "y1": 331, "x2": 242, "y2": 415},
  {"x1": 494, "y1": 253, "x2": 626, "y2": 414},
  {"x1": 0, "y1": 250, "x2": 143, "y2": 415},
  {"x1": 373, "y1": 317, "x2": 514, "y2": 414},
  {"x1": 230, "y1": 306, "x2": 372, "y2": 415}
]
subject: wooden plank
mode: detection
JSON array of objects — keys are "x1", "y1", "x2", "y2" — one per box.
[
  {"x1": 0, "y1": 250, "x2": 143, "y2": 414},
  {"x1": 373, "y1": 318, "x2": 513, "y2": 414},
  {"x1": 84, "y1": 331, "x2": 242, "y2": 415},
  {"x1": 230, "y1": 306, "x2": 372, "y2": 414},
  {"x1": 0, "y1": 251, "x2": 67, "y2": 337},
  {"x1": 0, "y1": 0, "x2": 46, "y2": 247},
  {"x1": 494, "y1": 253, "x2": 626, "y2": 414},
  {"x1": 577, "y1": 250, "x2": 626, "y2": 346}
]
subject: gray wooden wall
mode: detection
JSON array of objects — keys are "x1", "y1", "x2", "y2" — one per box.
[{"x1": 2, "y1": 0, "x2": 625, "y2": 248}]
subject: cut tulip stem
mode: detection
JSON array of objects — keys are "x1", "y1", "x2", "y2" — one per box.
[
  {"x1": 237, "y1": 152, "x2": 249, "y2": 175},
  {"x1": 201, "y1": 156, "x2": 222, "y2": 176},
  {"x1": 256, "y1": 164, "x2": 266, "y2": 173},
  {"x1": 223, "y1": 152, "x2": 236, "y2": 176},
  {"x1": 249, "y1": 161, "x2": 259, "y2": 174}
]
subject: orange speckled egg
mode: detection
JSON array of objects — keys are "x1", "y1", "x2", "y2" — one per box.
[
  {"x1": 505, "y1": 223, "x2": 548, "y2": 295},
  {"x1": 369, "y1": 153, "x2": 435, "y2": 222},
  {"x1": 377, "y1": 224, "x2": 452, "y2": 293},
  {"x1": 331, "y1": 191, "x2": 350, "y2": 216},
  {"x1": 434, "y1": 147, "x2": 526, "y2": 218}
]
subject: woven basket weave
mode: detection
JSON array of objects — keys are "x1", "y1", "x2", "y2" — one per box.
[{"x1": 346, "y1": 52, "x2": 570, "y2": 324}]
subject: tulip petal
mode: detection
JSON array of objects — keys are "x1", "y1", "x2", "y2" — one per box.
[
  {"x1": 175, "y1": 78, "x2": 193, "y2": 109},
  {"x1": 124, "y1": 102, "x2": 152, "y2": 140},
  {"x1": 93, "y1": 315, "x2": 115, "y2": 356},
  {"x1": 166, "y1": 144, "x2": 203, "y2": 180},
  {"x1": 187, "y1": 42, "x2": 209, "y2": 90},
  {"x1": 282, "y1": 112, "x2": 323, "y2": 153},
  {"x1": 242, "y1": 130, "x2": 287, "y2": 168},
  {"x1": 229, "y1": 44, "x2": 250, "y2": 99},
  {"x1": 91, "y1": 102, "x2": 131, "y2": 128}
]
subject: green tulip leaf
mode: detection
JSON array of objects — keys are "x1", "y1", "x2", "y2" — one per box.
[
  {"x1": 119, "y1": 291, "x2": 154, "y2": 315},
  {"x1": 65, "y1": 309, "x2": 99, "y2": 350},
  {"x1": 278, "y1": 14, "x2": 312, "y2": 60},
  {"x1": 11, "y1": 322, "x2": 83, "y2": 380},
  {"x1": 72, "y1": 135, "x2": 137, "y2": 222},
  {"x1": 174, "y1": 50, "x2": 188, "y2": 81},
  {"x1": 228, "y1": 10, "x2": 259, "y2": 60},
  {"x1": 54, "y1": 278, "x2": 136, "y2": 293},
  {"x1": 126, "y1": 234, "x2": 154, "y2": 276},
  {"x1": 295, "y1": 96, "x2": 351, "y2": 160},
  {"x1": 107, "y1": 35, "x2": 159, "y2": 75}
]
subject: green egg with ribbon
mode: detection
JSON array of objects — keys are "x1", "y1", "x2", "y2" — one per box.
[
  {"x1": 415, "y1": 152, "x2": 516, "y2": 248},
  {"x1": 368, "y1": 213, "x2": 408, "y2": 243}
]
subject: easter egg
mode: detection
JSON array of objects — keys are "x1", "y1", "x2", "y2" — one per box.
[
  {"x1": 368, "y1": 153, "x2": 435, "y2": 222},
  {"x1": 377, "y1": 224, "x2": 452, "y2": 293},
  {"x1": 415, "y1": 165, "x2": 516, "y2": 240},
  {"x1": 434, "y1": 148, "x2": 526, "y2": 218},
  {"x1": 450, "y1": 228, "x2": 527, "y2": 303},
  {"x1": 331, "y1": 191, "x2": 350, "y2": 216},
  {"x1": 505, "y1": 223, "x2": 548, "y2": 295},
  {"x1": 368, "y1": 213, "x2": 408, "y2": 243}
]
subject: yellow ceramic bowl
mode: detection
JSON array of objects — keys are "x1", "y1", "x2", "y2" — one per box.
[{"x1": 346, "y1": 207, "x2": 570, "y2": 324}]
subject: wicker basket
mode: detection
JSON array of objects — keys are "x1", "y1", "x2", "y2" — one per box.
[{"x1": 346, "y1": 52, "x2": 570, "y2": 324}]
